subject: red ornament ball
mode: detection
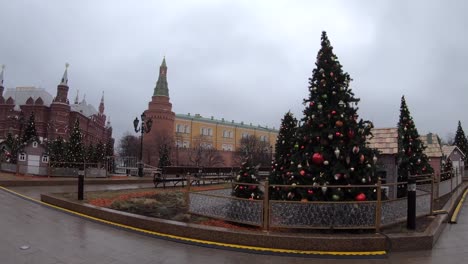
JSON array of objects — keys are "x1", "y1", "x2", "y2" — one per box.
[
  {"x1": 300, "y1": 170, "x2": 306, "y2": 176},
  {"x1": 311, "y1": 153, "x2": 324, "y2": 165},
  {"x1": 331, "y1": 110, "x2": 337, "y2": 115},
  {"x1": 348, "y1": 130, "x2": 355, "y2": 138},
  {"x1": 307, "y1": 189, "x2": 314, "y2": 194},
  {"x1": 355, "y1": 193, "x2": 366, "y2": 201},
  {"x1": 335, "y1": 132, "x2": 341, "y2": 137},
  {"x1": 243, "y1": 173, "x2": 248, "y2": 176},
  {"x1": 239, "y1": 186, "x2": 244, "y2": 190},
  {"x1": 249, "y1": 185, "x2": 257, "y2": 190}
]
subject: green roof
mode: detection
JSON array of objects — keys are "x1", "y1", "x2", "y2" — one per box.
[{"x1": 175, "y1": 113, "x2": 278, "y2": 133}]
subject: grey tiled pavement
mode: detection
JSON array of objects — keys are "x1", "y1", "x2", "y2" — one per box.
[{"x1": 1, "y1": 184, "x2": 468, "y2": 264}]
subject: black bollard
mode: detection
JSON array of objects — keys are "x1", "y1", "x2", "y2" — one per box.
[
  {"x1": 407, "y1": 177, "x2": 416, "y2": 230},
  {"x1": 78, "y1": 170, "x2": 84, "y2": 200}
]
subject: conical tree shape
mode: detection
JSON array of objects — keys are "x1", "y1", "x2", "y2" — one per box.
[
  {"x1": 232, "y1": 158, "x2": 263, "y2": 199},
  {"x1": 441, "y1": 158, "x2": 453, "y2": 181},
  {"x1": 85, "y1": 144, "x2": 96, "y2": 163},
  {"x1": 22, "y1": 112, "x2": 38, "y2": 143},
  {"x1": 94, "y1": 141, "x2": 105, "y2": 163},
  {"x1": 397, "y1": 96, "x2": 433, "y2": 197},
  {"x1": 453, "y1": 121, "x2": 468, "y2": 163},
  {"x1": 158, "y1": 144, "x2": 172, "y2": 168},
  {"x1": 5, "y1": 133, "x2": 20, "y2": 163},
  {"x1": 286, "y1": 31, "x2": 378, "y2": 201},
  {"x1": 269, "y1": 111, "x2": 297, "y2": 200},
  {"x1": 48, "y1": 137, "x2": 66, "y2": 166},
  {"x1": 67, "y1": 118, "x2": 84, "y2": 166}
]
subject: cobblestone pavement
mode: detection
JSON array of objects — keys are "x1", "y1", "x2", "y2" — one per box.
[{"x1": 1, "y1": 185, "x2": 468, "y2": 264}]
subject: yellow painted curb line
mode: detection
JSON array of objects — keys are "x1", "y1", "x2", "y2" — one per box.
[
  {"x1": 0, "y1": 186, "x2": 386, "y2": 257},
  {"x1": 450, "y1": 188, "x2": 468, "y2": 223}
]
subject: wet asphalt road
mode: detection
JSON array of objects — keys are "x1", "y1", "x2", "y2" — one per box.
[{"x1": 2, "y1": 184, "x2": 468, "y2": 264}]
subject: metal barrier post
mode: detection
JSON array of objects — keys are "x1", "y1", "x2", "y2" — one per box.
[
  {"x1": 78, "y1": 164, "x2": 85, "y2": 201},
  {"x1": 430, "y1": 174, "x2": 435, "y2": 215},
  {"x1": 375, "y1": 178, "x2": 382, "y2": 233},
  {"x1": 262, "y1": 180, "x2": 270, "y2": 231},
  {"x1": 186, "y1": 173, "x2": 191, "y2": 206},
  {"x1": 407, "y1": 177, "x2": 416, "y2": 230}
]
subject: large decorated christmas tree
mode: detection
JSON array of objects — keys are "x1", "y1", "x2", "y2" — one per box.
[
  {"x1": 397, "y1": 96, "x2": 433, "y2": 197},
  {"x1": 232, "y1": 158, "x2": 263, "y2": 200},
  {"x1": 453, "y1": 121, "x2": 468, "y2": 163},
  {"x1": 269, "y1": 111, "x2": 297, "y2": 200},
  {"x1": 285, "y1": 31, "x2": 378, "y2": 202}
]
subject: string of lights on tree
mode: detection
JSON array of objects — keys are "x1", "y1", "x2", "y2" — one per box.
[
  {"x1": 453, "y1": 121, "x2": 468, "y2": 163},
  {"x1": 396, "y1": 96, "x2": 433, "y2": 197},
  {"x1": 232, "y1": 158, "x2": 263, "y2": 200},
  {"x1": 283, "y1": 31, "x2": 378, "y2": 202},
  {"x1": 269, "y1": 111, "x2": 297, "y2": 200}
]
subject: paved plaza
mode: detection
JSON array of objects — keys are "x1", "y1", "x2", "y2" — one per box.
[{"x1": 1, "y1": 184, "x2": 468, "y2": 263}]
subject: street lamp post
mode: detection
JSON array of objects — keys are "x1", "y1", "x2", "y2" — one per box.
[{"x1": 133, "y1": 112, "x2": 153, "y2": 177}]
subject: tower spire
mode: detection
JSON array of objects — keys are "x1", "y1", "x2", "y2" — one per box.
[
  {"x1": 99, "y1": 91, "x2": 105, "y2": 114},
  {"x1": 0, "y1": 64, "x2": 4, "y2": 86},
  {"x1": 60, "y1": 63, "x2": 69, "y2": 85},
  {"x1": 74, "y1": 89, "x2": 79, "y2": 104},
  {"x1": 153, "y1": 57, "x2": 169, "y2": 97}
]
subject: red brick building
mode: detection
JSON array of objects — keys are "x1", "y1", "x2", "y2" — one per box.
[{"x1": 0, "y1": 65, "x2": 113, "y2": 147}]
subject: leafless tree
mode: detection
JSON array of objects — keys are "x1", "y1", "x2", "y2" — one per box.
[
  {"x1": 187, "y1": 135, "x2": 225, "y2": 167},
  {"x1": 117, "y1": 132, "x2": 140, "y2": 157},
  {"x1": 236, "y1": 135, "x2": 271, "y2": 167}
]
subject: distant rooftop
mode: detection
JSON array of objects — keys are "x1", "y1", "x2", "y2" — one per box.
[
  {"x1": 176, "y1": 113, "x2": 278, "y2": 132},
  {"x1": 421, "y1": 133, "x2": 443, "y2": 157},
  {"x1": 442, "y1": 145, "x2": 466, "y2": 158},
  {"x1": 367, "y1": 128, "x2": 398, "y2": 154},
  {"x1": 4, "y1": 87, "x2": 54, "y2": 106},
  {"x1": 367, "y1": 128, "x2": 443, "y2": 157},
  {"x1": 4, "y1": 86, "x2": 98, "y2": 117}
]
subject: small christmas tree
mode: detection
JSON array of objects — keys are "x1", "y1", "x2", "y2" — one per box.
[
  {"x1": 269, "y1": 111, "x2": 297, "y2": 200},
  {"x1": 232, "y1": 158, "x2": 263, "y2": 199},
  {"x1": 94, "y1": 141, "x2": 106, "y2": 164},
  {"x1": 22, "y1": 112, "x2": 38, "y2": 143},
  {"x1": 66, "y1": 118, "x2": 84, "y2": 167},
  {"x1": 85, "y1": 144, "x2": 96, "y2": 163},
  {"x1": 397, "y1": 96, "x2": 433, "y2": 197},
  {"x1": 48, "y1": 137, "x2": 66, "y2": 166},
  {"x1": 158, "y1": 143, "x2": 172, "y2": 168},
  {"x1": 441, "y1": 158, "x2": 453, "y2": 181},
  {"x1": 105, "y1": 137, "x2": 114, "y2": 157},
  {"x1": 453, "y1": 121, "x2": 468, "y2": 163},
  {"x1": 4, "y1": 133, "x2": 20, "y2": 163},
  {"x1": 286, "y1": 31, "x2": 378, "y2": 201}
]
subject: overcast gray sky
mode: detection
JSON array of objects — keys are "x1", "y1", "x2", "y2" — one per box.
[{"x1": 1, "y1": 0, "x2": 467, "y2": 143}]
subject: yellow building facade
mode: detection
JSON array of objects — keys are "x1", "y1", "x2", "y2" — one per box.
[{"x1": 174, "y1": 113, "x2": 278, "y2": 152}]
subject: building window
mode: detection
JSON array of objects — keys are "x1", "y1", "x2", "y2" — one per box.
[
  {"x1": 223, "y1": 130, "x2": 234, "y2": 138},
  {"x1": 32, "y1": 141, "x2": 38, "y2": 148},
  {"x1": 260, "y1": 135, "x2": 267, "y2": 142},
  {"x1": 176, "y1": 140, "x2": 183, "y2": 147},
  {"x1": 201, "y1": 127, "x2": 213, "y2": 136},
  {"x1": 183, "y1": 141, "x2": 190, "y2": 148},
  {"x1": 222, "y1": 144, "x2": 233, "y2": 151},
  {"x1": 19, "y1": 153, "x2": 26, "y2": 161},
  {"x1": 184, "y1": 125, "x2": 190, "y2": 134},
  {"x1": 241, "y1": 132, "x2": 250, "y2": 139},
  {"x1": 42, "y1": 155, "x2": 49, "y2": 163},
  {"x1": 176, "y1": 124, "x2": 184, "y2": 133},
  {"x1": 201, "y1": 142, "x2": 213, "y2": 149}
]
